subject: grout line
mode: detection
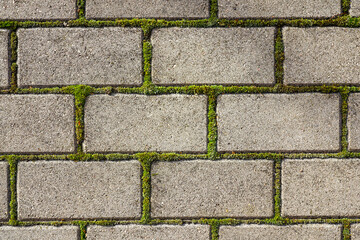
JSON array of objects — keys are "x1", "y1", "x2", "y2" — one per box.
[
  {"x1": 210, "y1": 221, "x2": 220, "y2": 240},
  {"x1": 274, "y1": 27, "x2": 284, "y2": 85},
  {"x1": 8, "y1": 157, "x2": 18, "y2": 225},
  {"x1": 343, "y1": 221, "x2": 351, "y2": 240},
  {"x1": 79, "y1": 222, "x2": 87, "y2": 240},
  {"x1": 342, "y1": 0, "x2": 351, "y2": 15},
  {"x1": 9, "y1": 30, "x2": 17, "y2": 92},
  {"x1": 207, "y1": 93, "x2": 218, "y2": 160},
  {"x1": 77, "y1": 0, "x2": 86, "y2": 19},
  {"x1": 210, "y1": 0, "x2": 219, "y2": 20},
  {"x1": 142, "y1": 36, "x2": 153, "y2": 87},
  {"x1": 341, "y1": 90, "x2": 350, "y2": 153},
  {"x1": 274, "y1": 158, "x2": 282, "y2": 219}
]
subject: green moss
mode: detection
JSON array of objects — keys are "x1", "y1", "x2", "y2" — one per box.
[
  {"x1": 342, "y1": 0, "x2": 351, "y2": 15},
  {"x1": 343, "y1": 220, "x2": 351, "y2": 240},
  {"x1": 341, "y1": 90, "x2": 350, "y2": 153},
  {"x1": 275, "y1": 28, "x2": 284, "y2": 84},
  {"x1": 143, "y1": 40, "x2": 152, "y2": 85},
  {"x1": 208, "y1": 92, "x2": 219, "y2": 160},
  {"x1": 8, "y1": 157, "x2": 17, "y2": 225},
  {"x1": 210, "y1": 0, "x2": 219, "y2": 21},
  {"x1": 274, "y1": 158, "x2": 282, "y2": 219},
  {"x1": 77, "y1": 0, "x2": 86, "y2": 19}
]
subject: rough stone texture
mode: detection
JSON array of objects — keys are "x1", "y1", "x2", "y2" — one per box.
[
  {"x1": 282, "y1": 159, "x2": 360, "y2": 217},
  {"x1": 351, "y1": 224, "x2": 360, "y2": 240},
  {"x1": 0, "y1": 162, "x2": 8, "y2": 220},
  {"x1": 284, "y1": 27, "x2": 360, "y2": 85},
  {"x1": 152, "y1": 28, "x2": 275, "y2": 85},
  {"x1": 17, "y1": 161, "x2": 141, "y2": 220},
  {"x1": 151, "y1": 160, "x2": 274, "y2": 218},
  {"x1": 219, "y1": 224, "x2": 342, "y2": 240},
  {"x1": 351, "y1": 0, "x2": 360, "y2": 16},
  {"x1": 0, "y1": 30, "x2": 9, "y2": 88},
  {"x1": 87, "y1": 224, "x2": 210, "y2": 240},
  {"x1": 218, "y1": 0, "x2": 341, "y2": 18},
  {"x1": 0, "y1": 0, "x2": 76, "y2": 20},
  {"x1": 0, "y1": 226, "x2": 79, "y2": 240},
  {"x1": 86, "y1": 0, "x2": 209, "y2": 19},
  {"x1": 0, "y1": 95, "x2": 75, "y2": 153},
  {"x1": 217, "y1": 93, "x2": 340, "y2": 152},
  {"x1": 84, "y1": 94, "x2": 208, "y2": 153},
  {"x1": 348, "y1": 94, "x2": 360, "y2": 151},
  {"x1": 18, "y1": 28, "x2": 143, "y2": 87}
]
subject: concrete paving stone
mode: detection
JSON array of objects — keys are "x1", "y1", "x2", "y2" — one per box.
[
  {"x1": 18, "y1": 28, "x2": 143, "y2": 87},
  {"x1": 0, "y1": 226, "x2": 79, "y2": 240},
  {"x1": 347, "y1": 94, "x2": 360, "y2": 151},
  {"x1": 0, "y1": 30, "x2": 9, "y2": 88},
  {"x1": 282, "y1": 159, "x2": 360, "y2": 217},
  {"x1": 351, "y1": 224, "x2": 360, "y2": 240},
  {"x1": 0, "y1": 162, "x2": 8, "y2": 220},
  {"x1": 84, "y1": 94, "x2": 208, "y2": 153},
  {"x1": 0, "y1": 95, "x2": 75, "y2": 153},
  {"x1": 0, "y1": 0, "x2": 76, "y2": 20},
  {"x1": 17, "y1": 160, "x2": 141, "y2": 220},
  {"x1": 151, "y1": 27, "x2": 275, "y2": 85},
  {"x1": 219, "y1": 224, "x2": 342, "y2": 240},
  {"x1": 217, "y1": 93, "x2": 340, "y2": 152},
  {"x1": 284, "y1": 27, "x2": 360, "y2": 85},
  {"x1": 218, "y1": 0, "x2": 341, "y2": 18},
  {"x1": 351, "y1": 0, "x2": 360, "y2": 16},
  {"x1": 151, "y1": 160, "x2": 274, "y2": 218},
  {"x1": 87, "y1": 224, "x2": 210, "y2": 240},
  {"x1": 86, "y1": 0, "x2": 209, "y2": 19}
]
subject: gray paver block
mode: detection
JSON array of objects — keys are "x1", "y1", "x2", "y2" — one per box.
[
  {"x1": 87, "y1": 224, "x2": 210, "y2": 240},
  {"x1": 0, "y1": 0, "x2": 76, "y2": 20},
  {"x1": 219, "y1": 224, "x2": 342, "y2": 240},
  {"x1": 152, "y1": 28, "x2": 275, "y2": 85},
  {"x1": 18, "y1": 28, "x2": 143, "y2": 87},
  {"x1": 0, "y1": 162, "x2": 8, "y2": 220},
  {"x1": 351, "y1": 224, "x2": 360, "y2": 240},
  {"x1": 282, "y1": 159, "x2": 360, "y2": 217},
  {"x1": 151, "y1": 160, "x2": 274, "y2": 218},
  {"x1": 347, "y1": 94, "x2": 360, "y2": 151},
  {"x1": 218, "y1": 0, "x2": 341, "y2": 18},
  {"x1": 0, "y1": 226, "x2": 79, "y2": 240},
  {"x1": 0, "y1": 95, "x2": 75, "y2": 153},
  {"x1": 86, "y1": 0, "x2": 209, "y2": 19},
  {"x1": 351, "y1": 0, "x2": 360, "y2": 16},
  {"x1": 17, "y1": 161, "x2": 141, "y2": 220},
  {"x1": 84, "y1": 94, "x2": 208, "y2": 153},
  {"x1": 0, "y1": 30, "x2": 9, "y2": 88},
  {"x1": 284, "y1": 27, "x2": 360, "y2": 85},
  {"x1": 217, "y1": 93, "x2": 340, "y2": 152}
]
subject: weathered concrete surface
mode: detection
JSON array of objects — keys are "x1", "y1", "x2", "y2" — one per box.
[
  {"x1": 0, "y1": 95, "x2": 75, "y2": 153},
  {"x1": 282, "y1": 159, "x2": 360, "y2": 217},
  {"x1": 17, "y1": 161, "x2": 141, "y2": 220},
  {"x1": 0, "y1": 162, "x2": 8, "y2": 220},
  {"x1": 218, "y1": 0, "x2": 341, "y2": 18},
  {"x1": 348, "y1": 94, "x2": 360, "y2": 151},
  {"x1": 217, "y1": 93, "x2": 340, "y2": 152},
  {"x1": 0, "y1": 226, "x2": 79, "y2": 240},
  {"x1": 86, "y1": 0, "x2": 209, "y2": 19},
  {"x1": 0, "y1": 0, "x2": 76, "y2": 20},
  {"x1": 84, "y1": 94, "x2": 208, "y2": 153},
  {"x1": 219, "y1": 224, "x2": 342, "y2": 240},
  {"x1": 152, "y1": 28, "x2": 275, "y2": 85},
  {"x1": 151, "y1": 160, "x2": 274, "y2": 218},
  {"x1": 284, "y1": 27, "x2": 360, "y2": 85},
  {"x1": 0, "y1": 30, "x2": 9, "y2": 88},
  {"x1": 18, "y1": 28, "x2": 143, "y2": 87},
  {"x1": 351, "y1": 224, "x2": 360, "y2": 240},
  {"x1": 351, "y1": 0, "x2": 360, "y2": 16},
  {"x1": 87, "y1": 224, "x2": 210, "y2": 240}
]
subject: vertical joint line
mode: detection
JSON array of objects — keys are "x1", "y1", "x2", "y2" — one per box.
[
  {"x1": 274, "y1": 158, "x2": 282, "y2": 219},
  {"x1": 210, "y1": 221, "x2": 220, "y2": 240},
  {"x1": 142, "y1": 28, "x2": 153, "y2": 87},
  {"x1": 342, "y1": 221, "x2": 351, "y2": 240},
  {"x1": 80, "y1": 222, "x2": 88, "y2": 240},
  {"x1": 210, "y1": 0, "x2": 219, "y2": 20},
  {"x1": 341, "y1": 91, "x2": 349, "y2": 153},
  {"x1": 274, "y1": 27, "x2": 284, "y2": 85},
  {"x1": 77, "y1": 0, "x2": 86, "y2": 19},
  {"x1": 140, "y1": 157, "x2": 152, "y2": 223},
  {"x1": 341, "y1": 0, "x2": 350, "y2": 15},
  {"x1": 9, "y1": 157, "x2": 18, "y2": 224},
  {"x1": 10, "y1": 30, "x2": 18, "y2": 92},
  {"x1": 208, "y1": 93, "x2": 218, "y2": 160}
]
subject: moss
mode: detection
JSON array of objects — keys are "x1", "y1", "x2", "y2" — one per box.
[
  {"x1": 341, "y1": 90, "x2": 350, "y2": 153},
  {"x1": 210, "y1": 0, "x2": 219, "y2": 21},
  {"x1": 77, "y1": 0, "x2": 86, "y2": 19},
  {"x1": 274, "y1": 28, "x2": 284, "y2": 84},
  {"x1": 273, "y1": 159, "x2": 282, "y2": 219},
  {"x1": 208, "y1": 92, "x2": 219, "y2": 160},
  {"x1": 79, "y1": 222, "x2": 87, "y2": 240},
  {"x1": 343, "y1": 220, "x2": 351, "y2": 240},
  {"x1": 143, "y1": 40, "x2": 152, "y2": 85},
  {"x1": 342, "y1": 0, "x2": 351, "y2": 15},
  {"x1": 8, "y1": 157, "x2": 17, "y2": 225}
]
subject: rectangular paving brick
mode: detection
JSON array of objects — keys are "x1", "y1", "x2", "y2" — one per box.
[
  {"x1": 284, "y1": 27, "x2": 360, "y2": 85},
  {"x1": 86, "y1": 0, "x2": 209, "y2": 19},
  {"x1": 18, "y1": 28, "x2": 143, "y2": 87},
  {"x1": 219, "y1": 224, "x2": 342, "y2": 240},
  {"x1": 87, "y1": 224, "x2": 210, "y2": 240},
  {"x1": 348, "y1": 94, "x2": 360, "y2": 151},
  {"x1": 0, "y1": 30, "x2": 9, "y2": 88},
  {"x1": 0, "y1": 0, "x2": 76, "y2": 20},
  {"x1": 151, "y1": 160, "x2": 274, "y2": 218},
  {"x1": 351, "y1": 0, "x2": 360, "y2": 16},
  {"x1": 218, "y1": 0, "x2": 341, "y2": 18},
  {"x1": 217, "y1": 93, "x2": 341, "y2": 152},
  {"x1": 0, "y1": 95, "x2": 75, "y2": 153},
  {"x1": 351, "y1": 224, "x2": 360, "y2": 240},
  {"x1": 17, "y1": 161, "x2": 141, "y2": 220},
  {"x1": 151, "y1": 28, "x2": 275, "y2": 85},
  {"x1": 0, "y1": 226, "x2": 79, "y2": 240},
  {"x1": 0, "y1": 162, "x2": 8, "y2": 220},
  {"x1": 84, "y1": 94, "x2": 207, "y2": 153},
  {"x1": 282, "y1": 159, "x2": 360, "y2": 217}
]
